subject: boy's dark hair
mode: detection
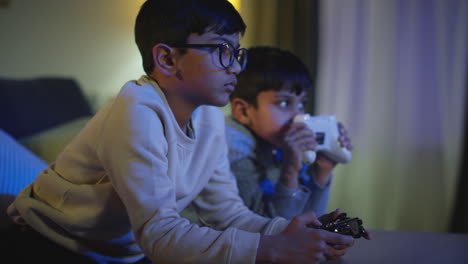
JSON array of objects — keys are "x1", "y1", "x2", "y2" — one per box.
[
  {"x1": 230, "y1": 46, "x2": 313, "y2": 106},
  {"x1": 135, "y1": 0, "x2": 246, "y2": 75}
]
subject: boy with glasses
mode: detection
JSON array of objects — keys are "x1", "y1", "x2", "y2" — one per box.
[{"x1": 6, "y1": 1, "x2": 354, "y2": 263}]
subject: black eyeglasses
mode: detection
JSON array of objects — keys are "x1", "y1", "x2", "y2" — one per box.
[{"x1": 171, "y1": 43, "x2": 248, "y2": 71}]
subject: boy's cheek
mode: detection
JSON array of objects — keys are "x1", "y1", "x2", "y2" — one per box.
[
  {"x1": 278, "y1": 122, "x2": 290, "y2": 135},
  {"x1": 275, "y1": 127, "x2": 290, "y2": 144}
]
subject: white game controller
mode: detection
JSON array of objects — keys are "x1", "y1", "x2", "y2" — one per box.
[{"x1": 293, "y1": 114, "x2": 352, "y2": 165}]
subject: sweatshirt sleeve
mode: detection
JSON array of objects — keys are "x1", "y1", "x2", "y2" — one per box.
[
  {"x1": 193, "y1": 112, "x2": 290, "y2": 236},
  {"x1": 194, "y1": 147, "x2": 289, "y2": 236},
  {"x1": 302, "y1": 170, "x2": 333, "y2": 217},
  {"x1": 231, "y1": 156, "x2": 312, "y2": 220},
  {"x1": 191, "y1": 152, "x2": 290, "y2": 263},
  {"x1": 273, "y1": 166, "x2": 333, "y2": 218}
]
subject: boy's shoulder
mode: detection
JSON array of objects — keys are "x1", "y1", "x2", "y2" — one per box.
[
  {"x1": 120, "y1": 76, "x2": 165, "y2": 101},
  {"x1": 192, "y1": 105, "x2": 225, "y2": 128},
  {"x1": 225, "y1": 116, "x2": 252, "y2": 138},
  {"x1": 112, "y1": 76, "x2": 176, "y2": 116},
  {"x1": 225, "y1": 116, "x2": 256, "y2": 161}
]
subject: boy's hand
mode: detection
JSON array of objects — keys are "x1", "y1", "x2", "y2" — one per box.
[
  {"x1": 279, "y1": 122, "x2": 316, "y2": 189},
  {"x1": 337, "y1": 122, "x2": 353, "y2": 151},
  {"x1": 313, "y1": 122, "x2": 353, "y2": 186},
  {"x1": 319, "y1": 208, "x2": 373, "y2": 241},
  {"x1": 317, "y1": 208, "x2": 344, "y2": 225},
  {"x1": 317, "y1": 208, "x2": 353, "y2": 260},
  {"x1": 257, "y1": 211, "x2": 354, "y2": 264}
]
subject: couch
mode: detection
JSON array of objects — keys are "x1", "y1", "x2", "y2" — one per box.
[{"x1": 0, "y1": 77, "x2": 94, "y2": 228}]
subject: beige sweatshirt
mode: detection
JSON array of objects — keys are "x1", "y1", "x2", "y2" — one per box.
[{"x1": 8, "y1": 76, "x2": 289, "y2": 263}]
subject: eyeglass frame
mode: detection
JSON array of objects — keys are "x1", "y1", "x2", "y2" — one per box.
[{"x1": 170, "y1": 43, "x2": 248, "y2": 71}]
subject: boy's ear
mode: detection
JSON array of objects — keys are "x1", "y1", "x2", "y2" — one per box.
[
  {"x1": 152, "y1": 43, "x2": 177, "y2": 76},
  {"x1": 231, "y1": 98, "x2": 252, "y2": 126}
]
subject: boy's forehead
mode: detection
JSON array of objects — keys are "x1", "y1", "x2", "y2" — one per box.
[
  {"x1": 261, "y1": 89, "x2": 307, "y2": 99},
  {"x1": 277, "y1": 82, "x2": 308, "y2": 97},
  {"x1": 187, "y1": 31, "x2": 241, "y2": 46},
  {"x1": 278, "y1": 91, "x2": 307, "y2": 98}
]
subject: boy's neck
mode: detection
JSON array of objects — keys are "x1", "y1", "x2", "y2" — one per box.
[
  {"x1": 150, "y1": 74, "x2": 196, "y2": 133},
  {"x1": 171, "y1": 102, "x2": 193, "y2": 132},
  {"x1": 164, "y1": 89, "x2": 197, "y2": 133}
]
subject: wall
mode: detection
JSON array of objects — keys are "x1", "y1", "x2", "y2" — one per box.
[{"x1": 0, "y1": 0, "x2": 146, "y2": 111}]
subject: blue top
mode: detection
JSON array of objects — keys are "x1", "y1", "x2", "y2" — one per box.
[{"x1": 225, "y1": 116, "x2": 332, "y2": 218}]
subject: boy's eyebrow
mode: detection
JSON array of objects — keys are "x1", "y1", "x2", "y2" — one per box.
[
  {"x1": 273, "y1": 93, "x2": 295, "y2": 100},
  {"x1": 274, "y1": 92, "x2": 308, "y2": 100},
  {"x1": 210, "y1": 36, "x2": 240, "y2": 48}
]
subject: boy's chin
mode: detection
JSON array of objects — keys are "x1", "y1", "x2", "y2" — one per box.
[
  {"x1": 264, "y1": 138, "x2": 281, "y2": 147},
  {"x1": 208, "y1": 98, "x2": 230, "y2": 107}
]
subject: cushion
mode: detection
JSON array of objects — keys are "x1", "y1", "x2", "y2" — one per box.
[
  {"x1": 0, "y1": 129, "x2": 47, "y2": 229},
  {"x1": 0, "y1": 77, "x2": 92, "y2": 139},
  {"x1": 20, "y1": 116, "x2": 92, "y2": 163}
]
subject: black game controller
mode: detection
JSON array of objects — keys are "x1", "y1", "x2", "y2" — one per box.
[{"x1": 320, "y1": 213, "x2": 366, "y2": 238}]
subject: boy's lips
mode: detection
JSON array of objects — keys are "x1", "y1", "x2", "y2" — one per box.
[{"x1": 224, "y1": 80, "x2": 237, "y2": 93}]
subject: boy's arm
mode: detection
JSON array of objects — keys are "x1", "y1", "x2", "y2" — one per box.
[
  {"x1": 299, "y1": 160, "x2": 334, "y2": 217},
  {"x1": 229, "y1": 155, "x2": 312, "y2": 220},
  {"x1": 97, "y1": 101, "x2": 278, "y2": 264},
  {"x1": 194, "y1": 158, "x2": 355, "y2": 263},
  {"x1": 228, "y1": 143, "x2": 334, "y2": 220},
  {"x1": 301, "y1": 120, "x2": 353, "y2": 216},
  {"x1": 226, "y1": 118, "x2": 312, "y2": 220},
  {"x1": 194, "y1": 148, "x2": 290, "y2": 235}
]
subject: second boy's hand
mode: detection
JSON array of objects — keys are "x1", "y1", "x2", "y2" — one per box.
[
  {"x1": 312, "y1": 121, "x2": 354, "y2": 186},
  {"x1": 280, "y1": 122, "x2": 317, "y2": 189},
  {"x1": 257, "y1": 211, "x2": 354, "y2": 264}
]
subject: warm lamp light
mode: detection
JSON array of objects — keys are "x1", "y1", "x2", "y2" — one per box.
[{"x1": 228, "y1": 0, "x2": 241, "y2": 11}]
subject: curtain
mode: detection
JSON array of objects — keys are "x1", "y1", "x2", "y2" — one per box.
[
  {"x1": 237, "y1": 0, "x2": 467, "y2": 232},
  {"x1": 451, "y1": 67, "x2": 468, "y2": 233},
  {"x1": 316, "y1": 0, "x2": 468, "y2": 232}
]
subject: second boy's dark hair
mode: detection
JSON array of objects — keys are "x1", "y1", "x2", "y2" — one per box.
[
  {"x1": 230, "y1": 46, "x2": 313, "y2": 106},
  {"x1": 135, "y1": 0, "x2": 246, "y2": 75}
]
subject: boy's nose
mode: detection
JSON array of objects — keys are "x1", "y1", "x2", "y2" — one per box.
[
  {"x1": 290, "y1": 110, "x2": 305, "y2": 124},
  {"x1": 293, "y1": 109, "x2": 304, "y2": 118},
  {"x1": 227, "y1": 59, "x2": 242, "y2": 75}
]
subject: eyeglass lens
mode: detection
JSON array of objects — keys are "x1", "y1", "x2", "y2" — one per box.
[{"x1": 219, "y1": 44, "x2": 247, "y2": 70}]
